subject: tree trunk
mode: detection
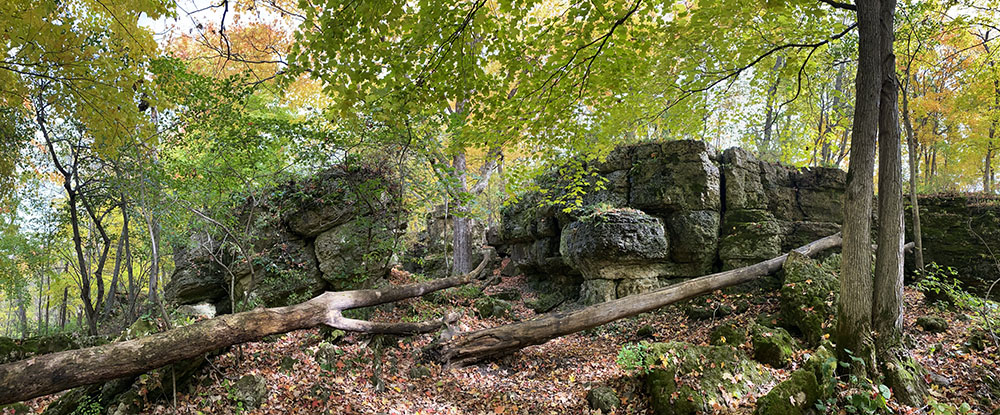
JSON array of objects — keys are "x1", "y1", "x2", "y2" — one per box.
[
  {"x1": 837, "y1": 0, "x2": 880, "y2": 374},
  {"x1": 451, "y1": 152, "x2": 474, "y2": 275},
  {"x1": 430, "y1": 234, "x2": 843, "y2": 367},
  {"x1": 874, "y1": 0, "x2": 927, "y2": 404},
  {"x1": 60, "y1": 285, "x2": 67, "y2": 330},
  {"x1": 0, "y1": 255, "x2": 491, "y2": 405},
  {"x1": 101, "y1": 224, "x2": 127, "y2": 321},
  {"x1": 16, "y1": 298, "x2": 27, "y2": 339},
  {"x1": 145, "y1": 213, "x2": 172, "y2": 329},
  {"x1": 901, "y1": 72, "x2": 925, "y2": 271}
]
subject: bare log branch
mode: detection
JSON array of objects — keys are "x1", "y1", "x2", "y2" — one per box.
[
  {"x1": 428, "y1": 233, "x2": 844, "y2": 367},
  {"x1": 0, "y1": 254, "x2": 491, "y2": 405}
]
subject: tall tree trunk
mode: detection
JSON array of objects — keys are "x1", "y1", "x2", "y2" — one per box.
[
  {"x1": 760, "y1": 57, "x2": 786, "y2": 160},
  {"x1": 124, "y1": 209, "x2": 137, "y2": 323},
  {"x1": 101, "y1": 223, "x2": 127, "y2": 321},
  {"x1": 36, "y1": 273, "x2": 44, "y2": 334},
  {"x1": 837, "y1": 0, "x2": 880, "y2": 374},
  {"x1": 901, "y1": 73, "x2": 925, "y2": 271},
  {"x1": 17, "y1": 298, "x2": 27, "y2": 339},
  {"x1": 60, "y1": 285, "x2": 68, "y2": 330},
  {"x1": 451, "y1": 152, "x2": 474, "y2": 275},
  {"x1": 874, "y1": 1, "x2": 927, "y2": 404},
  {"x1": 145, "y1": 215, "x2": 172, "y2": 329}
]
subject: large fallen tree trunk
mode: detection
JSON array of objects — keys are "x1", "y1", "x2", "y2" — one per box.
[
  {"x1": 428, "y1": 233, "x2": 844, "y2": 367},
  {"x1": 0, "y1": 256, "x2": 491, "y2": 405}
]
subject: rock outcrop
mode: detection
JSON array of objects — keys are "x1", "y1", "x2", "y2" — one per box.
[
  {"x1": 492, "y1": 140, "x2": 846, "y2": 302},
  {"x1": 166, "y1": 163, "x2": 405, "y2": 311},
  {"x1": 905, "y1": 195, "x2": 1000, "y2": 298},
  {"x1": 494, "y1": 141, "x2": 999, "y2": 302}
]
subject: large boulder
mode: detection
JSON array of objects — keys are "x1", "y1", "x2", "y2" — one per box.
[
  {"x1": 561, "y1": 209, "x2": 669, "y2": 303},
  {"x1": 753, "y1": 369, "x2": 820, "y2": 415},
  {"x1": 779, "y1": 252, "x2": 840, "y2": 346},
  {"x1": 645, "y1": 342, "x2": 773, "y2": 415},
  {"x1": 751, "y1": 324, "x2": 797, "y2": 368}
]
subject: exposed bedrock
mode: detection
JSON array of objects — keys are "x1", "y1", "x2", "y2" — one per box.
[{"x1": 492, "y1": 140, "x2": 847, "y2": 303}]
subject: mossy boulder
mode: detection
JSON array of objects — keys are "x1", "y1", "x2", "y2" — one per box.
[
  {"x1": 751, "y1": 324, "x2": 797, "y2": 368},
  {"x1": 637, "y1": 325, "x2": 656, "y2": 339},
  {"x1": 802, "y1": 345, "x2": 837, "y2": 395},
  {"x1": 916, "y1": 316, "x2": 949, "y2": 333},
  {"x1": 586, "y1": 386, "x2": 620, "y2": 412},
  {"x1": 779, "y1": 252, "x2": 839, "y2": 346},
  {"x1": 560, "y1": 209, "x2": 669, "y2": 282},
  {"x1": 753, "y1": 369, "x2": 820, "y2": 415},
  {"x1": 231, "y1": 375, "x2": 268, "y2": 409},
  {"x1": 474, "y1": 297, "x2": 512, "y2": 319},
  {"x1": 709, "y1": 324, "x2": 747, "y2": 346},
  {"x1": 526, "y1": 292, "x2": 564, "y2": 313},
  {"x1": 645, "y1": 342, "x2": 773, "y2": 415}
]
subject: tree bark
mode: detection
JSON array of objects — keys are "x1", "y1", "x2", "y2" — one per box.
[
  {"x1": 837, "y1": 0, "x2": 880, "y2": 374},
  {"x1": 452, "y1": 152, "x2": 474, "y2": 275},
  {"x1": 874, "y1": 1, "x2": 927, "y2": 405},
  {"x1": 901, "y1": 73, "x2": 925, "y2": 271},
  {"x1": 0, "y1": 254, "x2": 491, "y2": 405},
  {"x1": 430, "y1": 233, "x2": 843, "y2": 367}
]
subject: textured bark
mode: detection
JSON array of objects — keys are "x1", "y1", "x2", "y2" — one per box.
[
  {"x1": 452, "y1": 151, "x2": 474, "y2": 275},
  {"x1": 901, "y1": 77, "x2": 925, "y2": 271},
  {"x1": 874, "y1": 0, "x2": 905, "y2": 349},
  {"x1": 875, "y1": 0, "x2": 927, "y2": 405},
  {"x1": 0, "y1": 255, "x2": 490, "y2": 405},
  {"x1": 837, "y1": 0, "x2": 880, "y2": 372},
  {"x1": 431, "y1": 234, "x2": 843, "y2": 367}
]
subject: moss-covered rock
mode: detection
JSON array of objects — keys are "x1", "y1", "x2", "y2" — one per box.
[
  {"x1": 231, "y1": 375, "x2": 268, "y2": 409},
  {"x1": 560, "y1": 209, "x2": 669, "y2": 282},
  {"x1": 586, "y1": 386, "x2": 620, "y2": 412},
  {"x1": 474, "y1": 297, "x2": 512, "y2": 319},
  {"x1": 751, "y1": 324, "x2": 797, "y2": 368},
  {"x1": 709, "y1": 324, "x2": 747, "y2": 346},
  {"x1": 779, "y1": 252, "x2": 839, "y2": 346},
  {"x1": 753, "y1": 369, "x2": 820, "y2": 415},
  {"x1": 916, "y1": 316, "x2": 949, "y2": 333},
  {"x1": 802, "y1": 345, "x2": 837, "y2": 396},
  {"x1": 409, "y1": 365, "x2": 432, "y2": 379},
  {"x1": 645, "y1": 342, "x2": 773, "y2": 415},
  {"x1": 526, "y1": 292, "x2": 565, "y2": 313},
  {"x1": 637, "y1": 325, "x2": 656, "y2": 339}
]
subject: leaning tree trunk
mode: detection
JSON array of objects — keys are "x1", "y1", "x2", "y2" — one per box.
[
  {"x1": 430, "y1": 233, "x2": 843, "y2": 367},
  {"x1": 0, "y1": 255, "x2": 491, "y2": 405},
  {"x1": 837, "y1": 0, "x2": 880, "y2": 375}
]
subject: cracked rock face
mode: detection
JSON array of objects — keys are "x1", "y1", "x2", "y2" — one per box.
[{"x1": 560, "y1": 209, "x2": 669, "y2": 304}]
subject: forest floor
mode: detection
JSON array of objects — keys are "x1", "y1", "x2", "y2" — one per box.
[{"x1": 19, "y1": 270, "x2": 1000, "y2": 415}]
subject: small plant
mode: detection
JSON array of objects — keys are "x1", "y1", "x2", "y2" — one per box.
[
  {"x1": 814, "y1": 350, "x2": 892, "y2": 415},
  {"x1": 616, "y1": 342, "x2": 650, "y2": 374},
  {"x1": 925, "y1": 397, "x2": 974, "y2": 415},
  {"x1": 69, "y1": 396, "x2": 102, "y2": 415}
]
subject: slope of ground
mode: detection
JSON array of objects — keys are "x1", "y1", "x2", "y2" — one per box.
[{"x1": 16, "y1": 271, "x2": 999, "y2": 414}]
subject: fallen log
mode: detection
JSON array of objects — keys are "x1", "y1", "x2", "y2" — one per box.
[
  {"x1": 428, "y1": 233, "x2": 844, "y2": 367},
  {"x1": 0, "y1": 255, "x2": 491, "y2": 405}
]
